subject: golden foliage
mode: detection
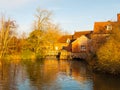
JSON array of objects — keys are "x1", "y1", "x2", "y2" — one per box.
[
  {"x1": 0, "y1": 16, "x2": 17, "y2": 58},
  {"x1": 97, "y1": 24, "x2": 120, "y2": 74}
]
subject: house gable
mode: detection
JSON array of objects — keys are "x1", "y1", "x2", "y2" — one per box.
[{"x1": 72, "y1": 35, "x2": 89, "y2": 53}]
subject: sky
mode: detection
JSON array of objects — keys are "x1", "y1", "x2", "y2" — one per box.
[{"x1": 0, "y1": 0, "x2": 120, "y2": 35}]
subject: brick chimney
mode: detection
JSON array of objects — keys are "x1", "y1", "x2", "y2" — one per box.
[{"x1": 117, "y1": 13, "x2": 120, "y2": 22}]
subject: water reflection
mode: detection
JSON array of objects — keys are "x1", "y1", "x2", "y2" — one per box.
[
  {"x1": 93, "y1": 73, "x2": 120, "y2": 90},
  {"x1": 0, "y1": 59, "x2": 120, "y2": 90},
  {"x1": 0, "y1": 60, "x2": 21, "y2": 90}
]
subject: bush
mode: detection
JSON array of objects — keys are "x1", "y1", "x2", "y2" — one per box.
[
  {"x1": 21, "y1": 49, "x2": 36, "y2": 60},
  {"x1": 97, "y1": 38, "x2": 120, "y2": 74}
]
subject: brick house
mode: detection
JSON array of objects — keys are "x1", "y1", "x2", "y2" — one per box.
[
  {"x1": 72, "y1": 31, "x2": 92, "y2": 53},
  {"x1": 56, "y1": 35, "x2": 73, "y2": 51},
  {"x1": 91, "y1": 13, "x2": 120, "y2": 53},
  {"x1": 72, "y1": 35, "x2": 90, "y2": 53}
]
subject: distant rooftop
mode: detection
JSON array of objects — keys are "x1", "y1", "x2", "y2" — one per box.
[
  {"x1": 73, "y1": 31, "x2": 92, "y2": 39},
  {"x1": 58, "y1": 35, "x2": 73, "y2": 43}
]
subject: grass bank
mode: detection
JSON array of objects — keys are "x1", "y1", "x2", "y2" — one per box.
[{"x1": 1, "y1": 49, "x2": 45, "y2": 60}]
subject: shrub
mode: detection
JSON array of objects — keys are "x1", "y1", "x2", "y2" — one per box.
[{"x1": 97, "y1": 38, "x2": 120, "y2": 74}]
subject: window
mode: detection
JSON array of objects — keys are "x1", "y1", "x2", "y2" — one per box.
[
  {"x1": 55, "y1": 46, "x2": 58, "y2": 50},
  {"x1": 106, "y1": 25, "x2": 112, "y2": 30},
  {"x1": 66, "y1": 38, "x2": 70, "y2": 44},
  {"x1": 81, "y1": 45, "x2": 86, "y2": 51}
]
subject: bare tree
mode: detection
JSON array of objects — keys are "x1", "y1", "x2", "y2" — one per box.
[
  {"x1": 34, "y1": 8, "x2": 52, "y2": 31},
  {"x1": 28, "y1": 8, "x2": 62, "y2": 58},
  {"x1": 0, "y1": 16, "x2": 17, "y2": 58}
]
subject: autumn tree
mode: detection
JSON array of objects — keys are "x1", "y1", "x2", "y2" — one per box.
[
  {"x1": 34, "y1": 8, "x2": 51, "y2": 31},
  {"x1": 0, "y1": 16, "x2": 17, "y2": 58},
  {"x1": 28, "y1": 8, "x2": 62, "y2": 58},
  {"x1": 44, "y1": 23, "x2": 62, "y2": 50},
  {"x1": 97, "y1": 24, "x2": 120, "y2": 74},
  {"x1": 19, "y1": 32, "x2": 27, "y2": 51}
]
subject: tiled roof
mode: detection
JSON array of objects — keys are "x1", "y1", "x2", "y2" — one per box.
[
  {"x1": 58, "y1": 35, "x2": 73, "y2": 43},
  {"x1": 73, "y1": 31, "x2": 92, "y2": 39},
  {"x1": 93, "y1": 21, "x2": 118, "y2": 34},
  {"x1": 58, "y1": 31, "x2": 93, "y2": 43}
]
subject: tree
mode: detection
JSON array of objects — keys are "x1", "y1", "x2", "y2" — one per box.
[
  {"x1": 0, "y1": 16, "x2": 17, "y2": 58},
  {"x1": 97, "y1": 24, "x2": 120, "y2": 74},
  {"x1": 28, "y1": 8, "x2": 52, "y2": 54},
  {"x1": 34, "y1": 8, "x2": 52, "y2": 31},
  {"x1": 27, "y1": 8, "x2": 52, "y2": 58},
  {"x1": 28, "y1": 30, "x2": 44, "y2": 53},
  {"x1": 28, "y1": 8, "x2": 62, "y2": 58},
  {"x1": 44, "y1": 23, "x2": 62, "y2": 50}
]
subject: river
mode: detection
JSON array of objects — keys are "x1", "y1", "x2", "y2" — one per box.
[{"x1": 0, "y1": 59, "x2": 120, "y2": 90}]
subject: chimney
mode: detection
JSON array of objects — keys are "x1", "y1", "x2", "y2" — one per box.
[{"x1": 117, "y1": 13, "x2": 120, "y2": 22}]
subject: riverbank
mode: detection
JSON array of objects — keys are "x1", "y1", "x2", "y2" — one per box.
[
  {"x1": 93, "y1": 62, "x2": 120, "y2": 76},
  {"x1": 85, "y1": 56, "x2": 120, "y2": 76},
  {"x1": 0, "y1": 49, "x2": 44, "y2": 60},
  {"x1": 1, "y1": 51, "x2": 120, "y2": 77}
]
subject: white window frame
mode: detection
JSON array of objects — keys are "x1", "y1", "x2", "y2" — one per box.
[
  {"x1": 106, "y1": 25, "x2": 112, "y2": 30},
  {"x1": 80, "y1": 45, "x2": 86, "y2": 51},
  {"x1": 66, "y1": 38, "x2": 70, "y2": 44}
]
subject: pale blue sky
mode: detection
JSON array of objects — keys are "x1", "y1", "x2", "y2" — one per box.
[{"x1": 0, "y1": 0, "x2": 120, "y2": 34}]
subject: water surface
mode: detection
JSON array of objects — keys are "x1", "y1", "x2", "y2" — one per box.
[{"x1": 0, "y1": 59, "x2": 120, "y2": 90}]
